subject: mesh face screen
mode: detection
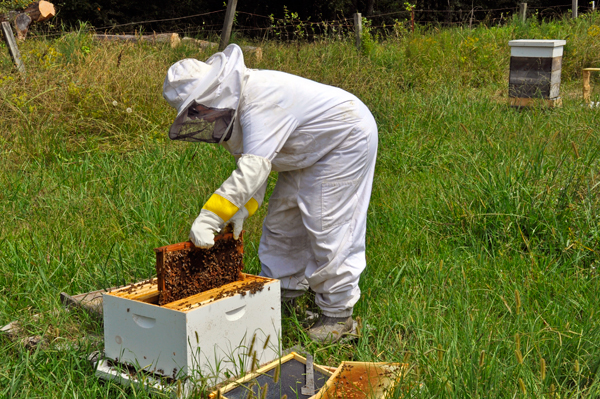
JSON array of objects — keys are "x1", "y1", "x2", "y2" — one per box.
[{"x1": 169, "y1": 103, "x2": 234, "y2": 143}]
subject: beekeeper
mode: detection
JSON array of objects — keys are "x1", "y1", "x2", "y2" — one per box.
[{"x1": 163, "y1": 44, "x2": 378, "y2": 343}]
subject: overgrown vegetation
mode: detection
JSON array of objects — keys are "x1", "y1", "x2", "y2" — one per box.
[{"x1": 1, "y1": 12, "x2": 600, "y2": 398}]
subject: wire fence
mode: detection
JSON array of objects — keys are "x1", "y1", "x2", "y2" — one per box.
[{"x1": 22, "y1": 2, "x2": 599, "y2": 42}]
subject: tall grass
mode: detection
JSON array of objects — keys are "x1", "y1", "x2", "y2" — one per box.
[{"x1": 1, "y1": 14, "x2": 599, "y2": 398}]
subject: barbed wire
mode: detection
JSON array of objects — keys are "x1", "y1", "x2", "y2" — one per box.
[
  {"x1": 235, "y1": 11, "x2": 273, "y2": 20},
  {"x1": 93, "y1": 9, "x2": 226, "y2": 31}
]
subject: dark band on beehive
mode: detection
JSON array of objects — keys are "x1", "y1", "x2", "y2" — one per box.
[{"x1": 509, "y1": 56, "x2": 563, "y2": 99}]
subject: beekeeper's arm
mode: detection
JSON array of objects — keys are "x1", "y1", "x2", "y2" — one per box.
[
  {"x1": 190, "y1": 154, "x2": 271, "y2": 247},
  {"x1": 190, "y1": 96, "x2": 298, "y2": 248},
  {"x1": 226, "y1": 178, "x2": 268, "y2": 239}
]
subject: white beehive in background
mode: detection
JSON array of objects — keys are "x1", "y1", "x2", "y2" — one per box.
[
  {"x1": 102, "y1": 274, "x2": 281, "y2": 386},
  {"x1": 508, "y1": 39, "x2": 566, "y2": 107}
]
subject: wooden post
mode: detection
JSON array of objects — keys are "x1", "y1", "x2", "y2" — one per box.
[
  {"x1": 519, "y1": 3, "x2": 527, "y2": 23},
  {"x1": 583, "y1": 69, "x2": 592, "y2": 104},
  {"x1": 469, "y1": 8, "x2": 473, "y2": 29},
  {"x1": 592, "y1": 1, "x2": 596, "y2": 10},
  {"x1": 1, "y1": 21, "x2": 25, "y2": 74},
  {"x1": 411, "y1": 6, "x2": 415, "y2": 32},
  {"x1": 572, "y1": 0, "x2": 578, "y2": 18},
  {"x1": 582, "y1": 68, "x2": 600, "y2": 104},
  {"x1": 353, "y1": 13, "x2": 362, "y2": 52},
  {"x1": 219, "y1": 0, "x2": 238, "y2": 51}
]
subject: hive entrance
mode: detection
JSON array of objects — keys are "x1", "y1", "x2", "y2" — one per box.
[{"x1": 155, "y1": 233, "x2": 244, "y2": 305}]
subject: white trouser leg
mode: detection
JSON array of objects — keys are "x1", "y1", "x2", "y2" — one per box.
[
  {"x1": 299, "y1": 107, "x2": 377, "y2": 317},
  {"x1": 259, "y1": 104, "x2": 378, "y2": 316},
  {"x1": 259, "y1": 171, "x2": 311, "y2": 297}
]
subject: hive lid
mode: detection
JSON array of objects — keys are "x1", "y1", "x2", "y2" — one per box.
[{"x1": 509, "y1": 39, "x2": 566, "y2": 47}]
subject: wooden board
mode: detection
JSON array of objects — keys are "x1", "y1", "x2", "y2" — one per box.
[
  {"x1": 1, "y1": 21, "x2": 25, "y2": 74},
  {"x1": 93, "y1": 33, "x2": 181, "y2": 48}
]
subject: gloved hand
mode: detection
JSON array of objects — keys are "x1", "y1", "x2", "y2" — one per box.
[
  {"x1": 189, "y1": 209, "x2": 223, "y2": 248},
  {"x1": 227, "y1": 206, "x2": 249, "y2": 240}
]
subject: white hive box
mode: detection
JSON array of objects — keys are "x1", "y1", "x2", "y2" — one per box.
[
  {"x1": 508, "y1": 39, "x2": 566, "y2": 107},
  {"x1": 102, "y1": 274, "x2": 281, "y2": 386}
]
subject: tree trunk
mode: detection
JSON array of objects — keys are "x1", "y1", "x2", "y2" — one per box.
[
  {"x1": 14, "y1": 13, "x2": 31, "y2": 40},
  {"x1": 23, "y1": 1, "x2": 55, "y2": 22},
  {"x1": 0, "y1": 1, "x2": 55, "y2": 41}
]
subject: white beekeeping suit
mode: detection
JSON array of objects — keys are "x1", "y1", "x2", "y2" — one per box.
[{"x1": 163, "y1": 44, "x2": 378, "y2": 343}]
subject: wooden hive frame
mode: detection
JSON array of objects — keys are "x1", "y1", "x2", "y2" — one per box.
[
  {"x1": 311, "y1": 361, "x2": 409, "y2": 399},
  {"x1": 211, "y1": 352, "x2": 335, "y2": 399},
  {"x1": 154, "y1": 232, "x2": 244, "y2": 304},
  {"x1": 106, "y1": 273, "x2": 271, "y2": 313}
]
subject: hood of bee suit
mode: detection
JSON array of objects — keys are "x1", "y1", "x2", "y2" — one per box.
[{"x1": 162, "y1": 44, "x2": 247, "y2": 139}]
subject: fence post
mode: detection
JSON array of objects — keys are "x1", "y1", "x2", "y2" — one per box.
[
  {"x1": 592, "y1": 1, "x2": 596, "y2": 11},
  {"x1": 572, "y1": 0, "x2": 578, "y2": 18},
  {"x1": 519, "y1": 3, "x2": 527, "y2": 23},
  {"x1": 353, "y1": 13, "x2": 362, "y2": 52},
  {"x1": 219, "y1": 0, "x2": 238, "y2": 51},
  {"x1": 469, "y1": 8, "x2": 474, "y2": 29},
  {"x1": 1, "y1": 22, "x2": 25, "y2": 74}
]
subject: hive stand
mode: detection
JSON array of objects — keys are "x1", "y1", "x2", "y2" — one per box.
[{"x1": 583, "y1": 67, "x2": 600, "y2": 105}]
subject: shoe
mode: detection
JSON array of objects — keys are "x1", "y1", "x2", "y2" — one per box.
[{"x1": 307, "y1": 315, "x2": 353, "y2": 344}]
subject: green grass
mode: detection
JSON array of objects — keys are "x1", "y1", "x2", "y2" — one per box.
[{"x1": 1, "y1": 13, "x2": 600, "y2": 398}]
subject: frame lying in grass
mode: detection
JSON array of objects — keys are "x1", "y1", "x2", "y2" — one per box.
[
  {"x1": 211, "y1": 352, "x2": 333, "y2": 399},
  {"x1": 313, "y1": 361, "x2": 407, "y2": 399},
  {"x1": 211, "y1": 353, "x2": 409, "y2": 399}
]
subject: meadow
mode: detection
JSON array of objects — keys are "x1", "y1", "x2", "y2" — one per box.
[{"x1": 1, "y1": 12, "x2": 600, "y2": 398}]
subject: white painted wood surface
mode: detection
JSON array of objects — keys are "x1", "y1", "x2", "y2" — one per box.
[
  {"x1": 103, "y1": 276, "x2": 281, "y2": 386},
  {"x1": 509, "y1": 40, "x2": 566, "y2": 58}
]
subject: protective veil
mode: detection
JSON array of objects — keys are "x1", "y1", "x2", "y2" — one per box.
[
  {"x1": 163, "y1": 46, "x2": 245, "y2": 143},
  {"x1": 163, "y1": 44, "x2": 378, "y2": 317}
]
